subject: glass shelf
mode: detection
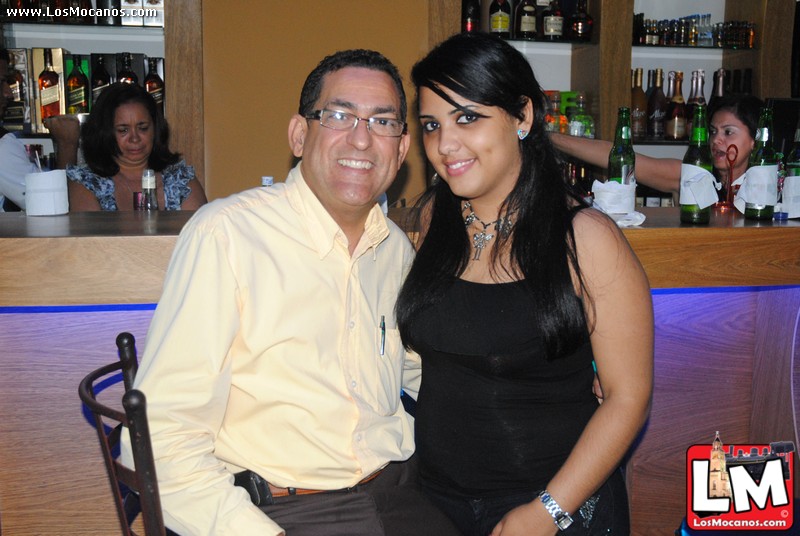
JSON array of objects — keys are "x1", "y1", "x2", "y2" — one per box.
[
  {"x1": 1, "y1": 22, "x2": 164, "y2": 56},
  {"x1": 632, "y1": 44, "x2": 756, "y2": 51}
]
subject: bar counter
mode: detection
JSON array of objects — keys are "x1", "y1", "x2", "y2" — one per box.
[{"x1": 1, "y1": 207, "x2": 798, "y2": 535}]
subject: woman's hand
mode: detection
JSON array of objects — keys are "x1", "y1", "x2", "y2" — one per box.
[
  {"x1": 490, "y1": 501, "x2": 558, "y2": 536},
  {"x1": 592, "y1": 371, "x2": 604, "y2": 403}
]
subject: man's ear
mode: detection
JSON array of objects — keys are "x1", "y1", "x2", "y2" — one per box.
[
  {"x1": 396, "y1": 131, "x2": 411, "y2": 167},
  {"x1": 288, "y1": 114, "x2": 307, "y2": 158}
]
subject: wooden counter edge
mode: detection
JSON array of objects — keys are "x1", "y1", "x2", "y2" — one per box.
[{"x1": 1, "y1": 208, "x2": 798, "y2": 307}]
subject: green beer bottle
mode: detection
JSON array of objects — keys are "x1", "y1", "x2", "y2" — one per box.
[
  {"x1": 745, "y1": 107, "x2": 778, "y2": 220},
  {"x1": 680, "y1": 104, "x2": 712, "y2": 224},
  {"x1": 608, "y1": 107, "x2": 636, "y2": 184}
]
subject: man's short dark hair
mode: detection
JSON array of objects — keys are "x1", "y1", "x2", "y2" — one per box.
[
  {"x1": 298, "y1": 49, "x2": 407, "y2": 122},
  {"x1": 0, "y1": 48, "x2": 11, "y2": 64}
]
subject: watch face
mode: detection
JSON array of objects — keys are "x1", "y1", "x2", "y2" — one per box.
[{"x1": 556, "y1": 513, "x2": 574, "y2": 530}]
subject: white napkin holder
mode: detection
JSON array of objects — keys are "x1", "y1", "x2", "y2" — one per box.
[
  {"x1": 780, "y1": 175, "x2": 800, "y2": 219},
  {"x1": 680, "y1": 164, "x2": 719, "y2": 209},
  {"x1": 592, "y1": 179, "x2": 636, "y2": 215},
  {"x1": 25, "y1": 169, "x2": 69, "y2": 216},
  {"x1": 734, "y1": 165, "x2": 778, "y2": 214}
]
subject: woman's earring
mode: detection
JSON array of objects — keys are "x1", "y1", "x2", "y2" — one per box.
[
  {"x1": 431, "y1": 172, "x2": 440, "y2": 184},
  {"x1": 517, "y1": 129, "x2": 529, "y2": 140}
]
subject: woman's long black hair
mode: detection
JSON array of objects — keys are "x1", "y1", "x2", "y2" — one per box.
[
  {"x1": 82, "y1": 82, "x2": 180, "y2": 177},
  {"x1": 395, "y1": 32, "x2": 592, "y2": 360}
]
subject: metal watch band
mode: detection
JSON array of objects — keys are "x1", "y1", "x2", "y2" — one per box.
[{"x1": 538, "y1": 490, "x2": 574, "y2": 531}]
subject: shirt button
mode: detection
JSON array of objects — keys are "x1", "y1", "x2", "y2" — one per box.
[
  {"x1": 351, "y1": 380, "x2": 357, "y2": 388},
  {"x1": 349, "y1": 321, "x2": 355, "y2": 329},
  {"x1": 356, "y1": 434, "x2": 363, "y2": 441}
]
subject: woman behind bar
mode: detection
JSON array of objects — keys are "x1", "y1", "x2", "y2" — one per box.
[
  {"x1": 395, "y1": 32, "x2": 653, "y2": 536},
  {"x1": 64, "y1": 82, "x2": 207, "y2": 211},
  {"x1": 551, "y1": 94, "x2": 763, "y2": 197}
]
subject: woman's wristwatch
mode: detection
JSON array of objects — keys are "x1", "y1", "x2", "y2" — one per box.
[{"x1": 538, "y1": 490, "x2": 574, "y2": 531}]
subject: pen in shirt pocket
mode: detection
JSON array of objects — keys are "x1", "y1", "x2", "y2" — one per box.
[{"x1": 379, "y1": 315, "x2": 386, "y2": 356}]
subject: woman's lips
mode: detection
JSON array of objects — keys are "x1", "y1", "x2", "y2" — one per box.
[{"x1": 444, "y1": 158, "x2": 475, "y2": 177}]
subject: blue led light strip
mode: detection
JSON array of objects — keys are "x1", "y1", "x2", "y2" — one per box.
[
  {"x1": 0, "y1": 303, "x2": 157, "y2": 314},
  {"x1": 651, "y1": 285, "x2": 800, "y2": 295}
]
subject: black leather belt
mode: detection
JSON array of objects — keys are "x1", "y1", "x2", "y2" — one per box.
[{"x1": 233, "y1": 468, "x2": 384, "y2": 506}]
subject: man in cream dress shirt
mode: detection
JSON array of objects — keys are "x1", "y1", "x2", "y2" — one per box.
[{"x1": 122, "y1": 50, "x2": 458, "y2": 536}]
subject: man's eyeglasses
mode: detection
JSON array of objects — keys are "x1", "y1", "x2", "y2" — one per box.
[{"x1": 305, "y1": 109, "x2": 407, "y2": 137}]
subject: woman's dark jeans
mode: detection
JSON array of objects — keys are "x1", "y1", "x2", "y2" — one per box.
[{"x1": 422, "y1": 468, "x2": 630, "y2": 536}]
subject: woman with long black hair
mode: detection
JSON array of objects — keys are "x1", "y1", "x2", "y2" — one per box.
[{"x1": 396, "y1": 32, "x2": 653, "y2": 536}]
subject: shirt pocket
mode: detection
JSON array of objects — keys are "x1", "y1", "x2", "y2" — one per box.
[{"x1": 370, "y1": 326, "x2": 403, "y2": 416}]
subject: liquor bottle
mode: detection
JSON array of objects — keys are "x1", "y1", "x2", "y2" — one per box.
[
  {"x1": 39, "y1": 0, "x2": 54, "y2": 22},
  {"x1": 708, "y1": 68, "x2": 725, "y2": 112},
  {"x1": 461, "y1": 0, "x2": 481, "y2": 33},
  {"x1": 664, "y1": 70, "x2": 687, "y2": 141},
  {"x1": 646, "y1": 68, "x2": 667, "y2": 139},
  {"x1": 38, "y1": 48, "x2": 61, "y2": 122},
  {"x1": 9, "y1": 67, "x2": 25, "y2": 103},
  {"x1": 647, "y1": 19, "x2": 659, "y2": 45},
  {"x1": 694, "y1": 70, "x2": 706, "y2": 107},
  {"x1": 489, "y1": 0, "x2": 512, "y2": 39},
  {"x1": 91, "y1": 55, "x2": 111, "y2": 105},
  {"x1": 665, "y1": 70, "x2": 675, "y2": 100},
  {"x1": 685, "y1": 70, "x2": 698, "y2": 131},
  {"x1": 141, "y1": 168, "x2": 158, "y2": 211},
  {"x1": 118, "y1": 52, "x2": 138, "y2": 85},
  {"x1": 66, "y1": 55, "x2": 89, "y2": 115},
  {"x1": 687, "y1": 70, "x2": 706, "y2": 134},
  {"x1": 568, "y1": 0, "x2": 593, "y2": 42},
  {"x1": 542, "y1": 0, "x2": 564, "y2": 42},
  {"x1": 144, "y1": 57, "x2": 165, "y2": 115},
  {"x1": 745, "y1": 107, "x2": 778, "y2": 220},
  {"x1": 688, "y1": 15, "x2": 698, "y2": 46},
  {"x1": 680, "y1": 104, "x2": 713, "y2": 224},
  {"x1": 630, "y1": 67, "x2": 647, "y2": 141},
  {"x1": 67, "y1": 0, "x2": 83, "y2": 23},
  {"x1": 535, "y1": 0, "x2": 550, "y2": 35},
  {"x1": 608, "y1": 107, "x2": 635, "y2": 185},
  {"x1": 514, "y1": 0, "x2": 538, "y2": 40},
  {"x1": 544, "y1": 90, "x2": 568, "y2": 134},
  {"x1": 644, "y1": 69, "x2": 655, "y2": 100},
  {"x1": 95, "y1": 0, "x2": 122, "y2": 25},
  {"x1": 79, "y1": 0, "x2": 94, "y2": 24},
  {"x1": 567, "y1": 92, "x2": 594, "y2": 138},
  {"x1": 741, "y1": 68, "x2": 752, "y2": 96},
  {"x1": 53, "y1": 0, "x2": 69, "y2": 23},
  {"x1": 631, "y1": 13, "x2": 644, "y2": 45}
]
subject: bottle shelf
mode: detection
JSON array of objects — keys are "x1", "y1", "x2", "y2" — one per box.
[
  {"x1": 632, "y1": 44, "x2": 755, "y2": 51},
  {"x1": 507, "y1": 38, "x2": 594, "y2": 46},
  {"x1": 1, "y1": 22, "x2": 164, "y2": 56}
]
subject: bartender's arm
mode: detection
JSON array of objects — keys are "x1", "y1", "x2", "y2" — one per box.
[
  {"x1": 550, "y1": 132, "x2": 682, "y2": 195},
  {"x1": 44, "y1": 115, "x2": 80, "y2": 169}
]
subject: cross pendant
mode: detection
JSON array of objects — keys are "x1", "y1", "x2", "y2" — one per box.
[{"x1": 472, "y1": 231, "x2": 494, "y2": 260}]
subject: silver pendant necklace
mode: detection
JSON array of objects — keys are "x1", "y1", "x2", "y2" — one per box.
[{"x1": 462, "y1": 201, "x2": 514, "y2": 261}]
